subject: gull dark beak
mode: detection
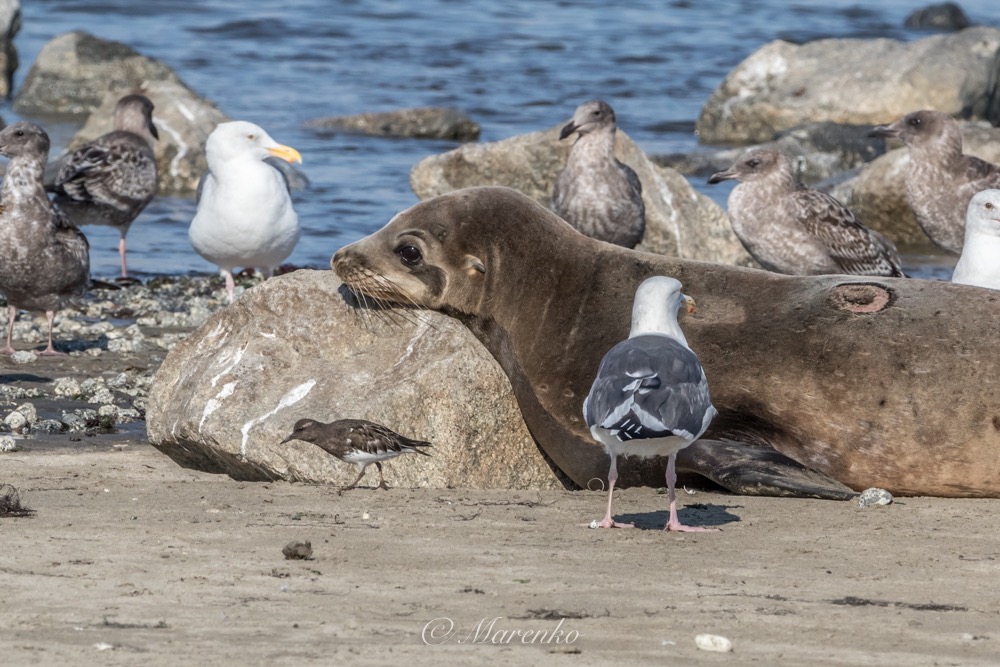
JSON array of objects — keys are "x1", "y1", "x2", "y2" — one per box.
[
  {"x1": 868, "y1": 123, "x2": 900, "y2": 139},
  {"x1": 558, "y1": 121, "x2": 579, "y2": 140},
  {"x1": 280, "y1": 434, "x2": 296, "y2": 445},
  {"x1": 707, "y1": 168, "x2": 736, "y2": 185},
  {"x1": 148, "y1": 119, "x2": 160, "y2": 141}
]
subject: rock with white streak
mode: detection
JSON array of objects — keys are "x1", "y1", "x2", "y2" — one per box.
[{"x1": 146, "y1": 269, "x2": 561, "y2": 489}]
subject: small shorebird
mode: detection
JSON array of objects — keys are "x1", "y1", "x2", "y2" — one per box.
[{"x1": 281, "y1": 418, "x2": 432, "y2": 490}]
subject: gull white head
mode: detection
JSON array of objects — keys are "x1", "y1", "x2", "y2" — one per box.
[
  {"x1": 629, "y1": 276, "x2": 695, "y2": 343},
  {"x1": 205, "y1": 120, "x2": 303, "y2": 168},
  {"x1": 953, "y1": 189, "x2": 1000, "y2": 290}
]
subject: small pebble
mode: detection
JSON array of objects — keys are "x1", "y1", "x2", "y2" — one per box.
[
  {"x1": 695, "y1": 634, "x2": 733, "y2": 653},
  {"x1": 858, "y1": 487, "x2": 893, "y2": 508},
  {"x1": 282, "y1": 540, "x2": 314, "y2": 560},
  {"x1": 10, "y1": 350, "x2": 37, "y2": 364}
]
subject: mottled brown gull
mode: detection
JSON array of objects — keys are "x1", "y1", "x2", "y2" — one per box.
[
  {"x1": 952, "y1": 189, "x2": 1000, "y2": 290},
  {"x1": 0, "y1": 122, "x2": 90, "y2": 355},
  {"x1": 552, "y1": 99, "x2": 645, "y2": 248},
  {"x1": 50, "y1": 94, "x2": 158, "y2": 279},
  {"x1": 281, "y1": 418, "x2": 432, "y2": 491},
  {"x1": 871, "y1": 110, "x2": 1000, "y2": 255},
  {"x1": 708, "y1": 148, "x2": 904, "y2": 277},
  {"x1": 583, "y1": 277, "x2": 717, "y2": 531},
  {"x1": 189, "y1": 121, "x2": 302, "y2": 304}
]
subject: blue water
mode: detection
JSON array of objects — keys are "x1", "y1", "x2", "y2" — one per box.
[{"x1": 6, "y1": 0, "x2": 1000, "y2": 277}]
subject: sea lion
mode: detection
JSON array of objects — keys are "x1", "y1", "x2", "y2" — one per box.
[{"x1": 332, "y1": 186, "x2": 1000, "y2": 498}]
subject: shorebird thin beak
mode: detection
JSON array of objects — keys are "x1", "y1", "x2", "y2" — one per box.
[
  {"x1": 268, "y1": 144, "x2": 303, "y2": 164},
  {"x1": 684, "y1": 295, "x2": 696, "y2": 314},
  {"x1": 558, "y1": 121, "x2": 579, "y2": 140}
]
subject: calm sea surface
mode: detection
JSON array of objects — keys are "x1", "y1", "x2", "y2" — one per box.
[{"x1": 6, "y1": 0, "x2": 1000, "y2": 278}]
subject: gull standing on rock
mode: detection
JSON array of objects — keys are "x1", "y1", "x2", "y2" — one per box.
[
  {"x1": 870, "y1": 110, "x2": 1000, "y2": 254},
  {"x1": 189, "y1": 121, "x2": 302, "y2": 303},
  {"x1": 0, "y1": 122, "x2": 90, "y2": 355},
  {"x1": 952, "y1": 189, "x2": 1000, "y2": 290},
  {"x1": 583, "y1": 276, "x2": 717, "y2": 531},
  {"x1": 552, "y1": 99, "x2": 645, "y2": 248},
  {"x1": 281, "y1": 418, "x2": 432, "y2": 491},
  {"x1": 49, "y1": 94, "x2": 159, "y2": 279},
  {"x1": 708, "y1": 148, "x2": 904, "y2": 277}
]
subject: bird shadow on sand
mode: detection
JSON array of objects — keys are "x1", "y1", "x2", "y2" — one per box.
[{"x1": 614, "y1": 504, "x2": 742, "y2": 531}]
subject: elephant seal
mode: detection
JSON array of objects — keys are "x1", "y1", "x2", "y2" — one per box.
[{"x1": 332, "y1": 186, "x2": 1000, "y2": 498}]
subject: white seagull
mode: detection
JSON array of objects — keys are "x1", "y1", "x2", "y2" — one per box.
[
  {"x1": 189, "y1": 121, "x2": 302, "y2": 303},
  {"x1": 952, "y1": 189, "x2": 1000, "y2": 290},
  {"x1": 583, "y1": 276, "x2": 718, "y2": 531}
]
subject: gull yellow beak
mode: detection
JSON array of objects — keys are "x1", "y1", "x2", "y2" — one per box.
[
  {"x1": 268, "y1": 144, "x2": 303, "y2": 164},
  {"x1": 683, "y1": 294, "x2": 696, "y2": 314}
]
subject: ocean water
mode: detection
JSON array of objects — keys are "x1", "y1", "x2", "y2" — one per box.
[{"x1": 6, "y1": 0, "x2": 1000, "y2": 278}]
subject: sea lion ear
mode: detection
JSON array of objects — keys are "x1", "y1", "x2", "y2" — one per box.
[{"x1": 464, "y1": 255, "x2": 486, "y2": 275}]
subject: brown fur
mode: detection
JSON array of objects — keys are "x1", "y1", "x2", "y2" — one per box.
[{"x1": 333, "y1": 186, "x2": 1000, "y2": 497}]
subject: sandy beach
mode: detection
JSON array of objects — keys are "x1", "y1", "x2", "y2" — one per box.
[{"x1": 3, "y1": 432, "x2": 999, "y2": 666}]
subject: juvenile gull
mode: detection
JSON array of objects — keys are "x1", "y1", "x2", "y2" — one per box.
[
  {"x1": 708, "y1": 148, "x2": 904, "y2": 276},
  {"x1": 0, "y1": 122, "x2": 90, "y2": 355},
  {"x1": 50, "y1": 94, "x2": 158, "y2": 279},
  {"x1": 583, "y1": 276, "x2": 717, "y2": 531},
  {"x1": 552, "y1": 99, "x2": 645, "y2": 248},
  {"x1": 871, "y1": 110, "x2": 1000, "y2": 254},
  {"x1": 952, "y1": 189, "x2": 1000, "y2": 290},
  {"x1": 281, "y1": 418, "x2": 432, "y2": 491},
  {"x1": 189, "y1": 121, "x2": 302, "y2": 303}
]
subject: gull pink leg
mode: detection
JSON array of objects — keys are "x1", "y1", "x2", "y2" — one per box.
[
  {"x1": 39, "y1": 310, "x2": 66, "y2": 356},
  {"x1": 119, "y1": 236, "x2": 128, "y2": 279},
  {"x1": 3, "y1": 305, "x2": 16, "y2": 354},
  {"x1": 665, "y1": 453, "x2": 718, "y2": 532},
  {"x1": 223, "y1": 269, "x2": 236, "y2": 304},
  {"x1": 594, "y1": 455, "x2": 635, "y2": 529}
]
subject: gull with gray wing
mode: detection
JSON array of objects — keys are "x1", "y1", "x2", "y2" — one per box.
[
  {"x1": 583, "y1": 276, "x2": 717, "y2": 531},
  {"x1": 952, "y1": 189, "x2": 1000, "y2": 290}
]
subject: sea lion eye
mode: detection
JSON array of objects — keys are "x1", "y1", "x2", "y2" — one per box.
[
  {"x1": 14, "y1": 129, "x2": 23, "y2": 137},
  {"x1": 397, "y1": 244, "x2": 423, "y2": 266},
  {"x1": 747, "y1": 158, "x2": 760, "y2": 168}
]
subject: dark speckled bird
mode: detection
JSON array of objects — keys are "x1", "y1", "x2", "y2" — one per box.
[
  {"x1": 0, "y1": 122, "x2": 90, "y2": 355},
  {"x1": 708, "y1": 148, "x2": 904, "y2": 277},
  {"x1": 870, "y1": 110, "x2": 1000, "y2": 255},
  {"x1": 49, "y1": 94, "x2": 159, "y2": 279},
  {"x1": 551, "y1": 99, "x2": 645, "y2": 248},
  {"x1": 281, "y1": 418, "x2": 432, "y2": 490}
]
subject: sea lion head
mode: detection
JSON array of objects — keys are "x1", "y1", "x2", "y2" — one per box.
[{"x1": 332, "y1": 186, "x2": 588, "y2": 317}]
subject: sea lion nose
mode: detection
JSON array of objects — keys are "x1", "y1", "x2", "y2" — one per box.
[{"x1": 330, "y1": 244, "x2": 354, "y2": 273}]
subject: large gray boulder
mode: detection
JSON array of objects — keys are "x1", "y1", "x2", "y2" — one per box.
[
  {"x1": 14, "y1": 31, "x2": 193, "y2": 116},
  {"x1": 307, "y1": 107, "x2": 480, "y2": 141},
  {"x1": 698, "y1": 27, "x2": 1000, "y2": 145},
  {"x1": 410, "y1": 124, "x2": 753, "y2": 266},
  {"x1": 146, "y1": 269, "x2": 561, "y2": 490},
  {"x1": 0, "y1": 0, "x2": 18, "y2": 98},
  {"x1": 826, "y1": 120, "x2": 1000, "y2": 246},
  {"x1": 59, "y1": 83, "x2": 230, "y2": 196}
]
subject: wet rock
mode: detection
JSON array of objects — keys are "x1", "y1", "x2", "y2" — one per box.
[
  {"x1": 825, "y1": 120, "x2": 1000, "y2": 246},
  {"x1": 14, "y1": 31, "x2": 196, "y2": 116},
  {"x1": 53, "y1": 377, "x2": 82, "y2": 397},
  {"x1": 0, "y1": 435, "x2": 18, "y2": 452},
  {"x1": 3, "y1": 403, "x2": 35, "y2": 431},
  {"x1": 33, "y1": 419, "x2": 66, "y2": 434},
  {"x1": 307, "y1": 107, "x2": 480, "y2": 142},
  {"x1": 55, "y1": 81, "x2": 230, "y2": 196},
  {"x1": 147, "y1": 270, "x2": 561, "y2": 489},
  {"x1": 654, "y1": 122, "x2": 886, "y2": 184},
  {"x1": 697, "y1": 27, "x2": 1000, "y2": 144},
  {"x1": 0, "y1": 0, "x2": 19, "y2": 98},
  {"x1": 410, "y1": 124, "x2": 752, "y2": 266},
  {"x1": 904, "y1": 3, "x2": 971, "y2": 31}
]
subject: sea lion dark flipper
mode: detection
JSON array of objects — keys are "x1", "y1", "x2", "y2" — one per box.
[{"x1": 677, "y1": 440, "x2": 857, "y2": 501}]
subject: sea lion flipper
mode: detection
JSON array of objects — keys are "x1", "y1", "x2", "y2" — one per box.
[{"x1": 677, "y1": 439, "x2": 857, "y2": 501}]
